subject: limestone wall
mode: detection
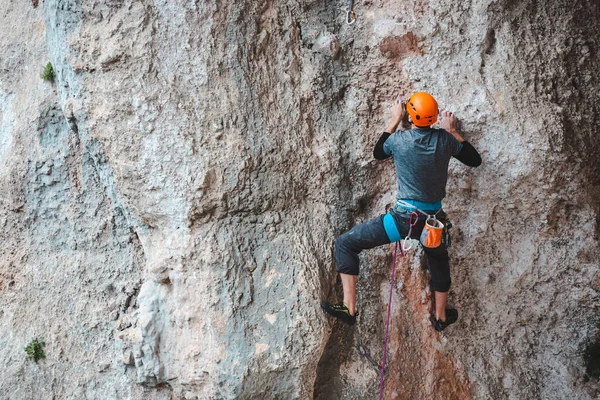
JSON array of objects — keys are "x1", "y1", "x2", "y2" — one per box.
[{"x1": 0, "y1": 1, "x2": 598, "y2": 399}]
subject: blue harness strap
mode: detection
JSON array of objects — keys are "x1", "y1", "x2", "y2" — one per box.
[
  {"x1": 383, "y1": 213, "x2": 402, "y2": 242},
  {"x1": 396, "y1": 199, "x2": 442, "y2": 213}
]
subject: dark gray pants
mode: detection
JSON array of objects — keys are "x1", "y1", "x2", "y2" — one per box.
[{"x1": 335, "y1": 209, "x2": 451, "y2": 292}]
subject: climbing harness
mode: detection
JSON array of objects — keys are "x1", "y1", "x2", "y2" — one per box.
[
  {"x1": 397, "y1": 200, "x2": 446, "y2": 249},
  {"x1": 356, "y1": 337, "x2": 382, "y2": 376},
  {"x1": 379, "y1": 241, "x2": 403, "y2": 399},
  {"x1": 396, "y1": 199, "x2": 442, "y2": 220},
  {"x1": 346, "y1": 0, "x2": 356, "y2": 24}
]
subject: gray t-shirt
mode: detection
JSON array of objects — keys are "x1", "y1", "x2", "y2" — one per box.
[{"x1": 383, "y1": 127, "x2": 463, "y2": 203}]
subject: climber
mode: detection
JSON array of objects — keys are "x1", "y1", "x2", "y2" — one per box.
[{"x1": 322, "y1": 92, "x2": 481, "y2": 331}]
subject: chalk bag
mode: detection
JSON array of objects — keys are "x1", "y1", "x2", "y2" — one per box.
[{"x1": 420, "y1": 217, "x2": 444, "y2": 248}]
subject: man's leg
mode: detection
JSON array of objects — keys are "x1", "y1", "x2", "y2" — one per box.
[
  {"x1": 322, "y1": 215, "x2": 392, "y2": 324},
  {"x1": 340, "y1": 273, "x2": 358, "y2": 315},
  {"x1": 423, "y1": 245, "x2": 457, "y2": 331},
  {"x1": 435, "y1": 291, "x2": 448, "y2": 322}
]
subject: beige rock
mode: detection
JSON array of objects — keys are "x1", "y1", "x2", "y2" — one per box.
[{"x1": 0, "y1": 0, "x2": 598, "y2": 399}]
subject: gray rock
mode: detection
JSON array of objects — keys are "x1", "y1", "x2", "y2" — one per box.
[{"x1": 0, "y1": 0, "x2": 598, "y2": 399}]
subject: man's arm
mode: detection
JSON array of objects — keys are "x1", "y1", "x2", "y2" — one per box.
[
  {"x1": 373, "y1": 132, "x2": 391, "y2": 160},
  {"x1": 440, "y1": 110, "x2": 466, "y2": 143},
  {"x1": 373, "y1": 99, "x2": 405, "y2": 160},
  {"x1": 454, "y1": 141, "x2": 481, "y2": 167},
  {"x1": 440, "y1": 110, "x2": 482, "y2": 167}
]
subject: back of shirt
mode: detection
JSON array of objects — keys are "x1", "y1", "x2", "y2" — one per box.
[{"x1": 383, "y1": 127, "x2": 463, "y2": 203}]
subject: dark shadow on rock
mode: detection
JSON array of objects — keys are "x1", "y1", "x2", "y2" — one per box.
[{"x1": 313, "y1": 322, "x2": 356, "y2": 400}]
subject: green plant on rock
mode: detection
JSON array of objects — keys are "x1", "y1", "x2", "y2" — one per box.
[
  {"x1": 41, "y1": 62, "x2": 54, "y2": 82},
  {"x1": 25, "y1": 338, "x2": 46, "y2": 363}
]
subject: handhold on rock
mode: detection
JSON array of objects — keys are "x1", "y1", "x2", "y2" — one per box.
[
  {"x1": 122, "y1": 350, "x2": 135, "y2": 366},
  {"x1": 312, "y1": 32, "x2": 340, "y2": 58},
  {"x1": 98, "y1": 362, "x2": 111, "y2": 372}
]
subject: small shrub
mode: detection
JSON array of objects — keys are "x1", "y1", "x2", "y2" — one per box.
[
  {"x1": 25, "y1": 338, "x2": 46, "y2": 363},
  {"x1": 41, "y1": 62, "x2": 54, "y2": 82}
]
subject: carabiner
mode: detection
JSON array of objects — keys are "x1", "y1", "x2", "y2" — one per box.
[
  {"x1": 356, "y1": 337, "x2": 382, "y2": 375},
  {"x1": 402, "y1": 236, "x2": 413, "y2": 252},
  {"x1": 409, "y1": 212, "x2": 419, "y2": 226},
  {"x1": 356, "y1": 337, "x2": 368, "y2": 357},
  {"x1": 346, "y1": 10, "x2": 356, "y2": 24},
  {"x1": 346, "y1": 0, "x2": 356, "y2": 24}
]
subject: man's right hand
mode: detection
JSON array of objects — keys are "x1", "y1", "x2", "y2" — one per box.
[{"x1": 440, "y1": 110, "x2": 465, "y2": 142}]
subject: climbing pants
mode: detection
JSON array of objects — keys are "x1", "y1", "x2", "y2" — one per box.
[{"x1": 335, "y1": 208, "x2": 451, "y2": 292}]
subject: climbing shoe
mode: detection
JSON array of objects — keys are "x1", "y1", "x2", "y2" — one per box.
[
  {"x1": 433, "y1": 308, "x2": 458, "y2": 332},
  {"x1": 321, "y1": 301, "x2": 357, "y2": 325}
]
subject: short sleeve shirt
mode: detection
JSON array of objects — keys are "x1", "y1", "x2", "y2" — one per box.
[{"x1": 383, "y1": 128, "x2": 463, "y2": 202}]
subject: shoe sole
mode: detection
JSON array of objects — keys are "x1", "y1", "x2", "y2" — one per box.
[{"x1": 321, "y1": 302, "x2": 356, "y2": 325}]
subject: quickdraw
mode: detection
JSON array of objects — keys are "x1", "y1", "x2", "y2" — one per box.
[
  {"x1": 347, "y1": 0, "x2": 356, "y2": 24},
  {"x1": 402, "y1": 211, "x2": 420, "y2": 251},
  {"x1": 355, "y1": 337, "x2": 382, "y2": 375}
]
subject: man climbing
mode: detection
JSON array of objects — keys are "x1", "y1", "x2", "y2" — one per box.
[{"x1": 322, "y1": 92, "x2": 481, "y2": 331}]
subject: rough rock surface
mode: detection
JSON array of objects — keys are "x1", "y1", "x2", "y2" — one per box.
[{"x1": 0, "y1": 0, "x2": 598, "y2": 399}]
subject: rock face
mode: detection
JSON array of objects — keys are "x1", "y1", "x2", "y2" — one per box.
[{"x1": 0, "y1": 0, "x2": 598, "y2": 399}]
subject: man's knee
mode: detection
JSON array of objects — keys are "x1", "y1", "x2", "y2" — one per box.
[
  {"x1": 336, "y1": 265, "x2": 359, "y2": 275},
  {"x1": 335, "y1": 234, "x2": 349, "y2": 260},
  {"x1": 431, "y1": 275, "x2": 451, "y2": 292},
  {"x1": 335, "y1": 234, "x2": 360, "y2": 275},
  {"x1": 426, "y1": 248, "x2": 451, "y2": 292}
]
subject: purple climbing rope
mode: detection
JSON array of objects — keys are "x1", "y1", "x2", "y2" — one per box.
[{"x1": 379, "y1": 241, "x2": 404, "y2": 400}]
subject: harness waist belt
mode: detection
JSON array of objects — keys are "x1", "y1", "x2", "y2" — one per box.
[
  {"x1": 383, "y1": 214, "x2": 401, "y2": 242},
  {"x1": 396, "y1": 199, "x2": 442, "y2": 211}
]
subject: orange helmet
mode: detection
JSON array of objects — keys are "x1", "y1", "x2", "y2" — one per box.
[{"x1": 406, "y1": 92, "x2": 438, "y2": 127}]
